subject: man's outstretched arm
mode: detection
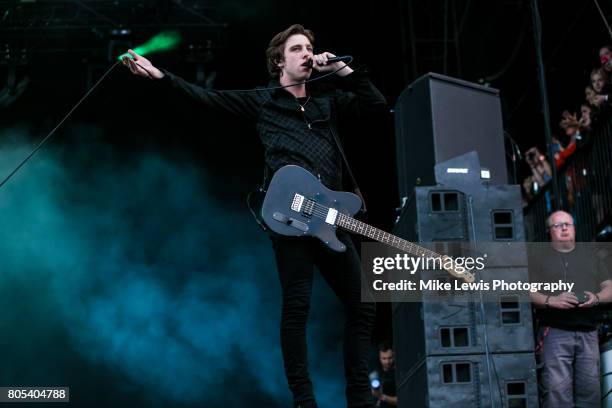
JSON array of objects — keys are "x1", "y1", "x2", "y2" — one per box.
[
  {"x1": 123, "y1": 50, "x2": 261, "y2": 119},
  {"x1": 123, "y1": 49, "x2": 165, "y2": 79}
]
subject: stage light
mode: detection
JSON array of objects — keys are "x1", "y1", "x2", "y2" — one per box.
[
  {"x1": 117, "y1": 31, "x2": 181, "y2": 61},
  {"x1": 110, "y1": 28, "x2": 132, "y2": 37}
]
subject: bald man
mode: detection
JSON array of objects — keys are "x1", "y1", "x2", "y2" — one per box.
[{"x1": 530, "y1": 210, "x2": 612, "y2": 407}]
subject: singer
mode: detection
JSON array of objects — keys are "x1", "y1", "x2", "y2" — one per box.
[{"x1": 123, "y1": 24, "x2": 386, "y2": 408}]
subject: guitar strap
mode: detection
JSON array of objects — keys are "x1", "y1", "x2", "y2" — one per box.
[
  {"x1": 328, "y1": 125, "x2": 367, "y2": 213},
  {"x1": 250, "y1": 138, "x2": 366, "y2": 231},
  {"x1": 251, "y1": 93, "x2": 367, "y2": 226},
  {"x1": 254, "y1": 127, "x2": 367, "y2": 215}
]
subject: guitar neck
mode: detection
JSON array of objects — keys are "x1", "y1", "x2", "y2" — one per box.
[{"x1": 335, "y1": 213, "x2": 440, "y2": 259}]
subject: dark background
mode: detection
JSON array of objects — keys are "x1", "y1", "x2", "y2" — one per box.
[{"x1": 0, "y1": 0, "x2": 609, "y2": 406}]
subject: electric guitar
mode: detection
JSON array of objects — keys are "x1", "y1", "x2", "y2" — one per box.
[{"x1": 261, "y1": 165, "x2": 475, "y2": 283}]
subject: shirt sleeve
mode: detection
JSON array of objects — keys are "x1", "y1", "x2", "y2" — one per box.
[
  {"x1": 595, "y1": 253, "x2": 612, "y2": 285},
  {"x1": 332, "y1": 70, "x2": 387, "y2": 116},
  {"x1": 158, "y1": 70, "x2": 263, "y2": 120}
]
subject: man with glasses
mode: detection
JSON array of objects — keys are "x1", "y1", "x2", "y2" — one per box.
[{"x1": 529, "y1": 210, "x2": 612, "y2": 407}]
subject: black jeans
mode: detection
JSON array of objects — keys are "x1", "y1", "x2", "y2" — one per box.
[{"x1": 270, "y1": 231, "x2": 376, "y2": 408}]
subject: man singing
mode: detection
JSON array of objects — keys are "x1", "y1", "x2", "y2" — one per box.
[{"x1": 124, "y1": 24, "x2": 386, "y2": 408}]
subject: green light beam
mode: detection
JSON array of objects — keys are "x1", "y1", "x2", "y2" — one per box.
[{"x1": 117, "y1": 31, "x2": 181, "y2": 61}]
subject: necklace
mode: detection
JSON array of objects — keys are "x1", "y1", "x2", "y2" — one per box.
[{"x1": 296, "y1": 96, "x2": 311, "y2": 112}]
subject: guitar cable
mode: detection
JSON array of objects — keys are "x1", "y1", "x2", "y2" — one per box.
[{"x1": 0, "y1": 57, "x2": 353, "y2": 192}]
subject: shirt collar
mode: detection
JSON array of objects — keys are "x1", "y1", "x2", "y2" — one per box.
[{"x1": 265, "y1": 78, "x2": 326, "y2": 98}]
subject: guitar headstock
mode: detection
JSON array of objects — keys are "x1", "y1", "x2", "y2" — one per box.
[{"x1": 441, "y1": 255, "x2": 475, "y2": 283}]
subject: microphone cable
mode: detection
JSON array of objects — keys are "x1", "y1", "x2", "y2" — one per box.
[
  {"x1": 0, "y1": 56, "x2": 354, "y2": 191},
  {"x1": 0, "y1": 61, "x2": 122, "y2": 190},
  {"x1": 132, "y1": 56, "x2": 353, "y2": 93}
]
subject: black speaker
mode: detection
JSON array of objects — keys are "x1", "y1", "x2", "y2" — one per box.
[
  {"x1": 395, "y1": 73, "x2": 508, "y2": 199},
  {"x1": 391, "y1": 153, "x2": 537, "y2": 408}
]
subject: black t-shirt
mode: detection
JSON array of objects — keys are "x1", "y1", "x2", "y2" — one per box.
[
  {"x1": 379, "y1": 368, "x2": 396, "y2": 407},
  {"x1": 529, "y1": 245, "x2": 610, "y2": 331}
]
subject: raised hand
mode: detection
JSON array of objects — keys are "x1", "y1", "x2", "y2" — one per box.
[
  {"x1": 122, "y1": 49, "x2": 164, "y2": 79},
  {"x1": 311, "y1": 52, "x2": 353, "y2": 76}
]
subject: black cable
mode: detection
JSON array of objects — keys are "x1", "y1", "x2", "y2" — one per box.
[
  {"x1": 603, "y1": 384, "x2": 612, "y2": 401},
  {"x1": 0, "y1": 61, "x2": 122, "y2": 191},
  {"x1": 246, "y1": 190, "x2": 267, "y2": 232},
  {"x1": 593, "y1": 0, "x2": 612, "y2": 40},
  {"x1": 467, "y1": 195, "x2": 504, "y2": 407},
  {"x1": 477, "y1": 279, "x2": 505, "y2": 408},
  {"x1": 134, "y1": 57, "x2": 354, "y2": 93},
  {"x1": 1, "y1": 55, "x2": 353, "y2": 192},
  {"x1": 131, "y1": 56, "x2": 355, "y2": 232}
]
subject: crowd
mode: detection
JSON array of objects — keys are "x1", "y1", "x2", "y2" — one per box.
[{"x1": 523, "y1": 45, "x2": 612, "y2": 200}]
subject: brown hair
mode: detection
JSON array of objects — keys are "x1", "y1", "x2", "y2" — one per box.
[
  {"x1": 266, "y1": 24, "x2": 314, "y2": 78},
  {"x1": 378, "y1": 341, "x2": 393, "y2": 353}
]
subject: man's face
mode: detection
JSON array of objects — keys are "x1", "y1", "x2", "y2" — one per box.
[
  {"x1": 549, "y1": 211, "x2": 575, "y2": 244},
  {"x1": 279, "y1": 34, "x2": 313, "y2": 82},
  {"x1": 592, "y1": 73, "x2": 605, "y2": 93},
  {"x1": 379, "y1": 350, "x2": 394, "y2": 371}
]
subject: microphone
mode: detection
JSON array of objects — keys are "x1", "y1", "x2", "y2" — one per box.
[{"x1": 306, "y1": 55, "x2": 352, "y2": 67}]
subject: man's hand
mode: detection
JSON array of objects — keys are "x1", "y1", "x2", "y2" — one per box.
[
  {"x1": 372, "y1": 388, "x2": 382, "y2": 399},
  {"x1": 548, "y1": 292, "x2": 579, "y2": 309},
  {"x1": 122, "y1": 49, "x2": 164, "y2": 79},
  {"x1": 311, "y1": 52, "x2": 353, "y2": 76},
  {"x1": 578, "y1": 291, "x2": 598, "y2": 308}
]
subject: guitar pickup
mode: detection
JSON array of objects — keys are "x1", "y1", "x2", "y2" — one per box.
[
  {"x1": 291, "y1": 194, "x2": 305, "y2": 212},
  {"x1": 325, "y1": 208, "x2": 338, "y2": 225},
  {"x1": 273, "y1": 212, "x2": 309, "y2": 232}
]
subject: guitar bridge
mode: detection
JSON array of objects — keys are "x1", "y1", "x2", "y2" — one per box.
[{"x1": 272, "y1": 212, "x2": 309, "y2": 232}]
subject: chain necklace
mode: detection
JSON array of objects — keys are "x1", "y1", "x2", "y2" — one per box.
[
  {"x1": 295, "y1": 95, "x2": 312, "y2": 129},
  {"x1": 296, "y1": 96, "x2": 311, "y2": 112}
]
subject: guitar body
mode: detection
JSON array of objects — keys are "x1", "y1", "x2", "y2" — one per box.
[
  {"x1": 261, "y1": 165, "x2": 362, "y2": 252},
  {"x1": 260, "y1": 165, "x2": 475, "y2": 282}
]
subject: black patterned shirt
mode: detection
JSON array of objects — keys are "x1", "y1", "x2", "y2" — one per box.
[{"x1": 159, "y1": 70, "x2": 386, "y2": 190}]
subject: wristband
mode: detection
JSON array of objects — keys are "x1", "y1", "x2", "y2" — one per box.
[
  {"x1": 545, "y1": 295, "x2": 551, "y2": 308},
  {"x1": 595, "y1": 294, "x2": 601, "y2": 306}
]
